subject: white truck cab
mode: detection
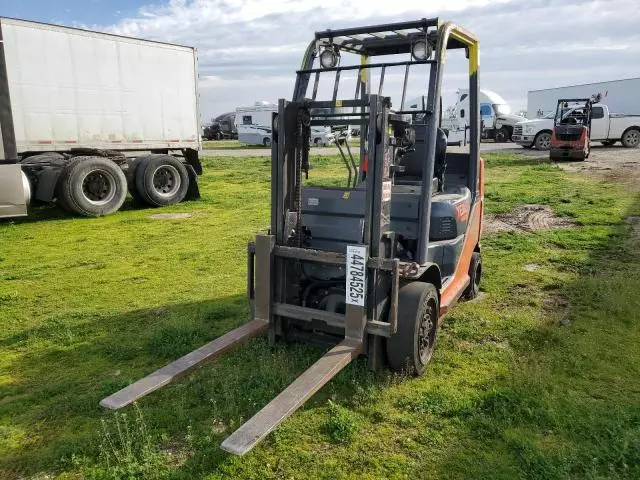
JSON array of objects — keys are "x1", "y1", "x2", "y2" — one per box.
[
  {"x1": 513, "y1": 104, "x2": 640, "y2": 150},
  {"x1": 450, "y1": 89, "x2": 523, "y2": 142},
  {"x1": 408, "y1": 89, "x2": 523, "y2": 146}
]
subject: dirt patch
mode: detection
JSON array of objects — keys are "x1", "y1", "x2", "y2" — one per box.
[
  {"x1": 484, "y1": 204, "x2": 575, "y2": 235},
  {"x1": 556, "y1": 145, "x2": 640, "y2": 189},
  {"x1": 149, "y1": 213, "x2": 192, "y2": 220},
  {"x1": 523, "y1": 264, "x2": 540, "y2": 272}
]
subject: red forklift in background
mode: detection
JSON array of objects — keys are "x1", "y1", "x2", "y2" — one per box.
[{"x1": 549, "y1": 97, "x2": 596, "y2": 161}]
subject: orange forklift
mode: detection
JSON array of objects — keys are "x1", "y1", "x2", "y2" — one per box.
[
  {"x1": 101, "y1": 18, "x2": 484, "y2": 456},
  {"x1": 549, "y1": 98, "x2": 593, "y2": 161}
]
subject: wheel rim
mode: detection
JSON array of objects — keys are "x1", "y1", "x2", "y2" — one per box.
[
  {"x1": 81, "y1": 169, "x2": 117, "y2": 206},
  {"x1": 537, "y1": 133, "x2": 551, "y2": 149},
  {"x1": 152, "y1": 165, "x2": 181, "y2": 197},
  {"x1": 418, "y1": 300, "x2": 437, "y2": 365},
  {"x1": 624, "y1": 130, "x2": 640, "y2": 147}
]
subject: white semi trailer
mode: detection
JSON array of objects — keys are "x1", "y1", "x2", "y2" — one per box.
[
  {"x1": 527, "y1": 77, "x2": 640, "y2": 119},
  {"x1": 0, "y1": 17, "x2": 202, "y2": 219}
]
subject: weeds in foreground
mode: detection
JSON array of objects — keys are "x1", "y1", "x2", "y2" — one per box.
[
  {"x1": 83, "y1": 404, "x2": 169, "y2": 480},
  {"x1": 322, "y1": 400, "x2": 358, "y2": 444}
]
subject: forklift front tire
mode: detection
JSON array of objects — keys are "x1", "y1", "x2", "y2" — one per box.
[
  {"x1": 387, "y1": 282, "x2": 439, "y2": 376},
  {"x1": 463, "y1": 251, "x2": 482, "y2": 300}
]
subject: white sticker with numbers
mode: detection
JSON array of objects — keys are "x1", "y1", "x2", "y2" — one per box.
[
  {"x1": 382, "y1": 181, "x2": 392, "y2": 202},
  {"x1": 346, "y1": 245, "x2": 366, "y2": 306}
]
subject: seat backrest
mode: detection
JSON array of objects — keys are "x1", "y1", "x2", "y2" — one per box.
[{"x1": 396, "y1": 125, "x2": 447, "y2": 182}]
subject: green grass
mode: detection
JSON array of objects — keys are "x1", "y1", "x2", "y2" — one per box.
[{"x1": 1, "y1": 153, "x2": 639, "y2": 479}]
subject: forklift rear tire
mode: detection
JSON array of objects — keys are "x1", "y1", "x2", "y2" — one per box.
[
  {"x1": 387, "y1": 282, "x2": 439, "y2": 376},
  {"x1": 463, "y1": 252, "x2": 482, "y2": 300}
]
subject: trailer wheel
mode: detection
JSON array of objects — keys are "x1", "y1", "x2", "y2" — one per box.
[
  {"x1": 125, "y1": 159, "x2": 146, "y2": 204},
  {"x1": 495, "y1": 127, "x2": 509, "y2": 143},
  {"x1": 621, "y1": 128, "x2": 640, "y2": 148},
  {"x1": 135, "y1": 154, "x2": 189, "y2": 207},
  {"x1": 462, "y1": 252, "x2": 482, "y2": 300},
  {"x1": 387, "y1": 282, "x2": 439, "y2": 376},
  {"x1": 57, "y1": 156, "x2": 127, "y2": 216},
  {"x1": 534, "y1": 131, "x2": 552, "y2": 150}
]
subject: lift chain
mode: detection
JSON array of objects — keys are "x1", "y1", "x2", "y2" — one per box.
[
  {"x1": 399, "y1": 262, "x2": 420, "y2": 278},
  {"x1": 294, "y1": 107, "x2": 311, "y2": 247}
]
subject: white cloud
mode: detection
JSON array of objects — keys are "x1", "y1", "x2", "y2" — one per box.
[{"x1": 90, "y1": 0, "x2": 640, "y2": 120}]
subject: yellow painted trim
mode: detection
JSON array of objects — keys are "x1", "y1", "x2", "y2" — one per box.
[
  {"x1": 468, "y1": 43, "x2": 479, "y2": 75},
  {"x1": 449, "y1": 27, "x2": 479, "y2": 75},
  {"x1": 360, "y1": 54, "x2": 368, "y2": 83}
]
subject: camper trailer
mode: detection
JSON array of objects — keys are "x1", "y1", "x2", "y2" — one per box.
[{"x1": 235, "y1": 102, "x2": 277, "y2": 146}]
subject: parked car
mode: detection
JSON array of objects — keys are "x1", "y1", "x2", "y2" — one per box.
[{"x1": 310, "y1": 126, "x2": 335, "y2": 146}]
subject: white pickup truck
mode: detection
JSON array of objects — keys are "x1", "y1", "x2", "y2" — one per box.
[{"x1": 513, "y1": 104, "x2": 640, "y2": 150}]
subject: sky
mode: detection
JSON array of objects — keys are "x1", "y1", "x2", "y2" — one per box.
[{"x1": 2, "y1": 0, "x2": 639, "y2": 122}]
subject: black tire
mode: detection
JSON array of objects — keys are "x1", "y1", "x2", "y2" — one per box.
[
  {"x1": 56, "y1": 156, "x2": 127, "y2": 217},
  {"x1": 534, "y1": 131, "x2": 552, "y2": 150},
  {"x1": 621, "y1": 128, "x2": 640, "y2": 148},
  {"x1": 601, "y1": 140, "x2": 616, "y2": 147},
  {"x1": 134, "y1": 154, "x2": 189, "y2": 207},
  {"x1": 125, "y1": 159, "x2": 146, "y2": 204},
  {"x1": 463, "y1": 252, "x2": 482, "y2": 300},
  {"x1": 495, "y1": 127, "x2": 509, "y2": 143},
  {"x1": 387, "y1": 282, "x2": 439, "y2": 376},
  {"x1": 314, "y1": 138, "x2": 321, "y2": 146},
  {"x1": 263, "y1": 137, "x2": 271, "y2": 147}
]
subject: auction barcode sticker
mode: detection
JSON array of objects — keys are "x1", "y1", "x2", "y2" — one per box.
[{"x1": 346, "y1": 245, "x2": 366, "y2": 306}]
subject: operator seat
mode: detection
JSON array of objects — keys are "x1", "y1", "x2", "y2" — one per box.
[{"x1": 395, "y1": 126, "x2": 448, "y2": 193}]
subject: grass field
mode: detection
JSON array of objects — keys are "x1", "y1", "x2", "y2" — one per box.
[{"x1": 1, "y1": 153, "x2": 639, "y2": 479}]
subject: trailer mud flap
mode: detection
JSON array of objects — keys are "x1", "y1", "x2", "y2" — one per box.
[
  {"x1": 100, "y1": 319, "x2": 268, "y2": 410},
  {"x1": 220, "y1": 338, "x2": 363, "y2": 456},
  {"x1": 0, "y1": 164, "x2": 29, "y2": 218}
]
